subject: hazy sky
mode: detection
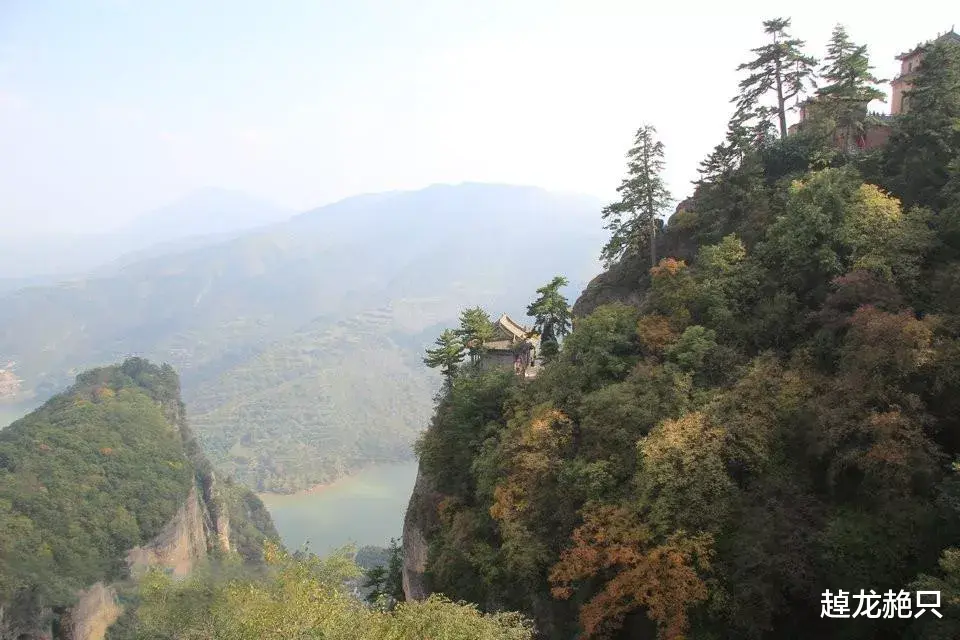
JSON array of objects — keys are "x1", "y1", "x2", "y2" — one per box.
[{"x1": 1, "y1": 0, "x2": 957, "y2": 235}]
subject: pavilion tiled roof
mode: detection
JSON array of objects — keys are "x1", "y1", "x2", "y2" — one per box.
[
  {"x1": 497, "y1": 314, "x2": 530, "y2": 340},
  {"x1": 897, "y1": 29, "x2": 960, "y2": 60}
]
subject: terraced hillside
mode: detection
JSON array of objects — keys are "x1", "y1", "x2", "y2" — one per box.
[{"x1": 0, "y1": 183, "x2": 604, "y2": 492}]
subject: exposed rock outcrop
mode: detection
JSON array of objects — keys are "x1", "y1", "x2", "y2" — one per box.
[
  {"x1": 401, "y1": 466, "x2": 442, "y2": 601},
  {"x1": 2, "y1": 363, "x2": 243, "y2": 640},
  {"x1": 572, "y1": 198, "x2": 698, "y2": 319},
  {"x1": 570, "y1": 252, "x2": 647, "y2": 319},
  {"x1": 126, "y1": 484, "x2": 212, "y2": 577},
  {"x1": 60, "y1": 477, "x2": 232, "y2": 640},
  {"x1": 62, "y1": 584, "x2": 121, "y2": 640},
  {"x1": 200, "y1": 471, "x2": 232, "y2": 554}
]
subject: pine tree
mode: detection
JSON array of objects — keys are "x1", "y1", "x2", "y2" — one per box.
[
  {"x1": 363, "y1": 565, "x2": 388, "y2": 606},
  {"x1": 815, "y1": 25, "x2": 886, "y2": 153},
  {"x1": 601, "y1": 124, "x2": 672, "y2": 271},
  {"x1": 384, "y1": 538, "x2": 405, "y2": 604},
  {"x1": 526, "y1": 276, "x2": 572, "y2": 362},
  {"x1": 455, "y1": 307, "x2": 494, "y2": 364},
  {"x1": 698, "y1": 108, "x2": 757, "y2": 183},
  {"x1": 735, "y1": 17, "x2": 818, "y2": 139},
  {"x1": 423, "y1": 329, "x2": 464, "y2": 380},
  {"x1": 363, "y1": 538, "x2": 405, "y2": 610},
  {"x1": 882, "y1": 39, "x2": 960, "y2": 209}
]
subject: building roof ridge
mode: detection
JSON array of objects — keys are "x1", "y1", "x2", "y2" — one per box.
[{"x1": 497, "y1": 313, "x2": 529, "y2": 338}]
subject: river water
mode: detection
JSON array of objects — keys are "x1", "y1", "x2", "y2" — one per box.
[{"x1": 258, "y1": 461, "x2": 419, "y2": 556}]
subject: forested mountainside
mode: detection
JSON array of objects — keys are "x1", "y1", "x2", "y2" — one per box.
[
  {"x1": 0, "y1": 358, "x2": 277, "y2": 639},
  {"x1": 406, "y1": 25, "x2": 960, "y2": 640},
  {"x1": 0, "y1": 183, "x2": 603, "y2": 493}
]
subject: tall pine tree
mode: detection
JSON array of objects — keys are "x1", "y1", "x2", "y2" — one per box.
[
  {"x1": 815, "y1": 25, "x2": 886, "y2": 153},
  {"x1": 526, "y1": 276, "x2": 572, "y2": 362},
  {"x1": 698, "y1": 108, "x2": 759, "y2": 184},
  {"x1": 423, "y1": 329, "x2": 464, "y2": 380},
  {"x1": 601, "y1": 124, "x2": 672, "y2": 271},
  {"x1": 455, "y1": 307, "x2": 494, "y2": 364},
  {"x1": 735, "y1": 17, "x2": 818, "y2": 140}
]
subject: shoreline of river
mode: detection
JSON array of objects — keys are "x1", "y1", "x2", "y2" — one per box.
[
  {"x1": 256, "y1": 460, "x2": 417, "y2": 503},
  {"x1": 257, "y1": 479, "x2": 341, "y2": 503},
  {"x1": 254, "y1": 460, "x2": 419, "y2": 554}
]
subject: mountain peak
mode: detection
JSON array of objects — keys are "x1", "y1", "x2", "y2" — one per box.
[{"x1": 120, "y1": 188, "x2": 294, "y2": 240}]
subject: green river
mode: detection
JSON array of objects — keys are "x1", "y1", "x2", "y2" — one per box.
[{"x1": 258, "y1": 461, "x2": 419, "y2": 555}]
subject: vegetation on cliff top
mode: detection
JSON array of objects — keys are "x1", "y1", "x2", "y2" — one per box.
[
  {"x1": 0, "y1": 358, "x2": 278, "y2": 634},
  {"x1": 112, "y1": 542, "x2": 534, "y2": 640},
  {"x1": 412, "y1": 21, "x2": 960, "y2": 640},
  {"x1": 0, "y1": 359, "x2": 193, "y2": 625}
]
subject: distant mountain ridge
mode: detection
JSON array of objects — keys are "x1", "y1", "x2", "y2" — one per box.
[
  {"x1": 118, "y1": 187, "x2": 293, "y2": 241},
  {"x1": 0, "y1": 188, "x2": 294, "y2": 280},
  {"x1": 0, "y1": 183, "x2": 605, "y2": 492}
]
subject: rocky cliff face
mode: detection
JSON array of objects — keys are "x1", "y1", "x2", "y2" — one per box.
[
  {"x1": 125, "y1": 382, "x2": 233, "y2": 578},
  {"x1": 401, "y1": 467, "x2": 441, "y2": 601},
  {"x1": 126, "y1": 483, "x2": 225, "y2": 577},
  {"x1": 61, "y1": 584, "x2": 121, "y2": 640},
  {"x1": 1, "y1": 477, "x2": 232, "y2": 640},
  {"x1": 63, "y1": 477, "x2": 232, "y2": 640},
  {"x1": 571, "y1": 198, "x2": 698, "y2": 319},
  {"x1": 570, "y1": 252, "x2": 647, "y2": 319}
]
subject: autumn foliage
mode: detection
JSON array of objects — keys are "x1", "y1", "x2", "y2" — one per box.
[
  {"x1": 548, "y1": 506, "x2": 712, "y2": 639},
  {"x1": 413, "y1": 33, "x2": 960, "y2": 640}
]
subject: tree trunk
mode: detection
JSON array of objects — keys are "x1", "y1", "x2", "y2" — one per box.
[
  {"x1": 643, "y1": 137, "x2": 657, "y2": 271},
  {"x1": 774, "y1": 57, "x2": 787, "y2": 139},
  {"x1": 649, "y1": 218, "x2": 657, "y2": 268}
]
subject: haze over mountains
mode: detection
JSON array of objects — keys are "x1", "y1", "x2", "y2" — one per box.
[
  {"x1": 0, "y1": 187, "x2": 293, "y2": 286},
  {"x1": 0, "y1": 182, "x2": 605, "y2": 492}
]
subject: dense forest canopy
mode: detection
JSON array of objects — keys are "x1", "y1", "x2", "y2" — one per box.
[
  {"x1": 109, "y1": 542, "x2": 535, "y2": 640},
  {"x1": 0, "y1": 358, "x2": 279, "y2": 637},
  {"x1": 5, "y1": 15, "x2": 960, "y2": 640},
  {"x1": 412, "y1": 20, "x2": 960, "y2": 640},
  {"x1": 0, "y1": 359, "x2": 195, "y2": 626}
]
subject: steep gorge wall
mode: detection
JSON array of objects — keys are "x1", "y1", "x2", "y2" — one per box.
[
  {"x1": 62, "y1": 478, "x2": 231, "y2": 640},
  {"x1": 60, "y1": 477, "x2": 231, "y2": 640},
  {"x1": 62, "y1": 584, "x2": 121, "y2": 640},
  {"x1": 0, "y1": 360, "x2": 263, "y2": 640},
  {"x1": 63, "y1": 388, "x2": 236, "y2": 639},
  {"x1": 401, "y1": 467, "x2": 441, "y2": 601},
  {"x1": 126, "y1": 484, "x2": 215, "y2": 577}
]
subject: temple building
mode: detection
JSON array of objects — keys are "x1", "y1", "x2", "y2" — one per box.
[
  {"x1": 789, "y1": 99, "x2": 893, "y2": 151},
  {"x1": 789, "y1": 28, "x2": 960, "y2": 151},
  {"x1": 479, "y1": 314, "x2": 540, "y2": 378},
  {"x1": 892, "y1": 29, "x2": 960, "y2": 115}
]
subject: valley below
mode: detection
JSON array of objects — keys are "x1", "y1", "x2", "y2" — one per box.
[
  {"x1": 0, "y1": 183, "x2": 604, "y2": 494},
  {"x1": 257, "y1": 461, "x2": 419, "y2": 555}
]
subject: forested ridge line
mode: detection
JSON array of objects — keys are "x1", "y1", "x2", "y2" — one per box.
[{"x1": 410, "y1": 19, "x2": 960, "y2": 640}]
